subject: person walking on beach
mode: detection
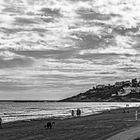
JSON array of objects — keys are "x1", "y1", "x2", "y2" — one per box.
[
  {"x1": 0, "y1": 117, "x2": 2, "y2": 129},
  {"x1": 71, "y1": 110, "x2": 74, "y2": 117},
  {"x1": 76, "y1": 109, "x2": 81, "y2": 117}
]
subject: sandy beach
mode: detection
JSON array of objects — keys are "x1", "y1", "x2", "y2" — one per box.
[{"x1": 0, "y1": 107, "x2": 140, "y2": 140}]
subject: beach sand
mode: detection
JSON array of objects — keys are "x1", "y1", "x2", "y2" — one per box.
[{"x1": 1, "y1": 107, "x2": 140, "y2": 140}]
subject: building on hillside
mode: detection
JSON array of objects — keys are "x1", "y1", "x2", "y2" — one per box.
[
  {"x1": 118, "y1": 87, "x2": 140, "y2": 96},
  {"x1": 115, "y1": 82, "x2": 123, "y2": 87},
  {"x1": 105, "y1": 84, "x2": 112, "y2": 89},
  {"x1": 123, "y1": 81, "x2": 131, "y2": 86},
  {"x1": 96, "y1": 85, "x2": 105, "y2": 90}
]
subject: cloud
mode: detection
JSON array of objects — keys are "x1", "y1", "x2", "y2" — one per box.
[
  {"x1": 118, "y1": 67, "x2": 140, "y2": 73},
  {"x1": 14, "y1": 17, "x2": 38, "y2": 25},
  {"x1": 0, "y1": 57, "x2": 34, "y2": 68},
  {"x1": 40, "y1": 7, "x2": 62, "y2": 17},
  {"x1": 95, "y1": 71, "x2": 116, "y2": 75},
  {"x1": 1, "y1": 0, "x2": 140, "y2": 99},
  {"x1": 13, "y1": 48, "x2": 77, "y2": 59},
  {"x1": 113, "y1": 26, "x2": 139, "y2": 35},
  {"x1": 1, "y1": 27, "x2": 48, "y2": 35},
  {"x1": 2, "y1": 6, "x2": 23, "y2": 14},
  {"x1": 0, "y1": 82, "x2": 32, "y2": 91},
  {"x1": 77, "y1": 8, "x2": 111, "y2": 21},
  {"x1": 74, "y1": 33, "x2": 105, "y2": 49}
]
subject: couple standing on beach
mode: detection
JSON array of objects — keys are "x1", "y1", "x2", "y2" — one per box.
[{"x1": 71, "y1": 109, "x2": 81, "y2": 117}]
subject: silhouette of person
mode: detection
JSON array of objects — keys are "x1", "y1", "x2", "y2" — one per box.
[
  {"x1": 76, "y1": 109, "x2": 81, "y2": 117},
  {"x1": 71, "y1": 110, "x2": 74, "y2": 117},
  {"x1": 0, "y1": 117, "x2": 2, "y2": 129},
  {"x1": 47, "y1": 122, "x2": 52, "y2": 129},
  {"x1": 45, "y1": 121, "x2": 55, "y2": 129}
]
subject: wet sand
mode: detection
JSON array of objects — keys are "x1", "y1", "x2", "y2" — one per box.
[{"x1": 1, "y1": 107, "x2": 140, "y2": 140}]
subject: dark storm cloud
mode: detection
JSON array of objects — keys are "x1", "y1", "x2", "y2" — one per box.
[{"x1": 0, "y1": 57, "x2": 34, "y2": 68}]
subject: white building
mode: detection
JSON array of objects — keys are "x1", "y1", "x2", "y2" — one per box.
[
  {"x1": 115, "y1": 82, "x2": 123, "y2": 87},
  {"x1": 96, "y1": 85, "x2": 105, "y2": 89},
  {"x1": 118, "y1": 87, "x2": 140, "y2": 96}
]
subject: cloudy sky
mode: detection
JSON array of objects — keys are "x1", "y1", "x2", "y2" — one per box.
[{"x1": 0, "y1": 0, "x2": 140, "y2": 100}]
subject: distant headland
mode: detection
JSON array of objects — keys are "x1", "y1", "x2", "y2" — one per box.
[{"x1": 60, "y1": 78, "x2": 140, "y2": 102}]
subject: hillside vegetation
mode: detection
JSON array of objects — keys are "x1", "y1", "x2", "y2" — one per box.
[{"x1": 60, "y1": 78, "x2": 140, "y2": 102}]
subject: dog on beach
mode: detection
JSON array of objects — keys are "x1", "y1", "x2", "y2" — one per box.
[{"x1": 44, "y1": 122, "x2": 55, "y2": 129}]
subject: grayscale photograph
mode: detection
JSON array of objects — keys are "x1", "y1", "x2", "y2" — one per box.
[{"x1": 0, "y1": 0, "x2": 140, "y2": 139}]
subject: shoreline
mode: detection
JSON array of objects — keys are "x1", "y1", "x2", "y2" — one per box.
[
  {"x1": 2, "y1": 102, "x2": 137, "y2": 124},
  {"x1": 0, "y1": 107, "x2": 128, "y2": 124},
  {"x1": 1, "y1": 106, "x2": 140, "y2": 140},
  {"x1": 1, "y1": 105, "x2": 139, "y2": 125}
]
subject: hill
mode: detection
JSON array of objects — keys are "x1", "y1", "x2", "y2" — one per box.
[{"x1": 60, "y1": 79, "x2": 140, "y2": 102}]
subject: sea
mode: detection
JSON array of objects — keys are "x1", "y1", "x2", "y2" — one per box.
[{"x1": 0, "y1": 102, "x2": 140, "y2": 123}]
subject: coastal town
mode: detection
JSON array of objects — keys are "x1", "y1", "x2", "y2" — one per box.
[{"x1": 61, "y1": 78, "x2": 140, "y2": 102}]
